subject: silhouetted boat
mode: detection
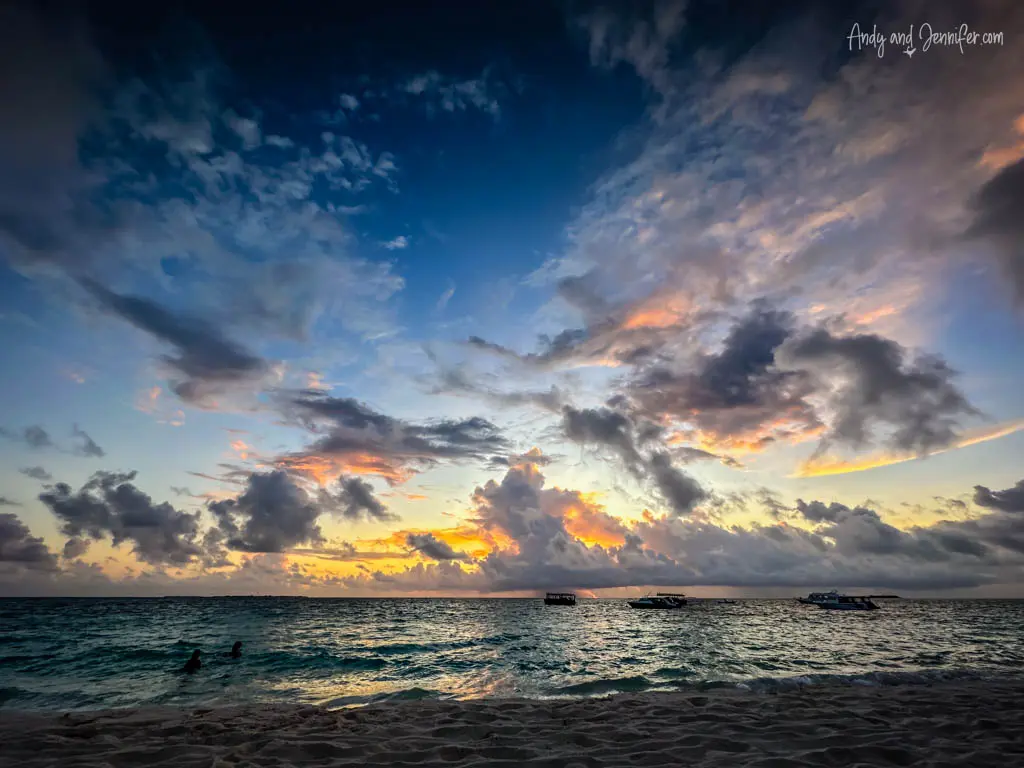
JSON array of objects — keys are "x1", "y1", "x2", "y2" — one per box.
[
  {"x1": 544, "y1": 592, "x2": 576, "y2": 606},
  {"x1": 814, "y1": 593, "x2": 880, "y2": 611},
  {"x1": 628, "y1": 593, "x2": 686, "y2": 609},
  {"x1": 797, "y1": 590, "x2": 841, "y2": 605}
]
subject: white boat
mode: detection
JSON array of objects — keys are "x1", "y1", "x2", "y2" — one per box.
[
  {"x1": 815, "y1": 593, "x2": 879, "y2": 611},
  {"x1": 796, "y1": 590, "x2": 841, "y2": 605},
  {"x1": 798, "y1": 590, "x2": 881, "y2": 610},
  {"x1": 628, "y1": 593, "x2": 686, "y2": 609}
]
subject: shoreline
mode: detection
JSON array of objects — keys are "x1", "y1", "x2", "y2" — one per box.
[{"x1": 3, "y1": 679, "x2": 1024, "y2": 767}]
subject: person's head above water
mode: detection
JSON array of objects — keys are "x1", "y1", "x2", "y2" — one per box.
[
  {"x1": 182, "y1": 648, "x2": 202, "y2": 672},
  {"x1": 230, "y1": 641, "x2": 242, "y2": 658}
]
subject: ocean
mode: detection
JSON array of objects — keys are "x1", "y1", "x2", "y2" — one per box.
[{"x1": 2, "y1": 597, "x2": 1022, "y2": 712}]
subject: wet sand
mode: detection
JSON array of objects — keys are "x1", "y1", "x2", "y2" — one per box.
[{"x1": 2, "y1": 679, "x2": 1023, "y2": 767}]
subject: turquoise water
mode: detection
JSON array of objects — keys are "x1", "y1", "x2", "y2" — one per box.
[{"x1": 2, "y1": 598, "x2": 1023, "y2": 711}]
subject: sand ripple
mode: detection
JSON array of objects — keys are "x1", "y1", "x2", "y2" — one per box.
[{"x1": 3, "y1": 680, "x2": 1023, "y2": 767}]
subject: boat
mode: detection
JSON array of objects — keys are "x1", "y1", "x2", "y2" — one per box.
[
  {"x1": 797, "y1": 590, "x2": 841, "y2": 605},
  {"x1": 628, "y1": 593, "x2": 686, "y2": 609},
  {"x1": 544, "y1": 592, "x2": 576, "y2": 606},
  {"x1": 815, "y1": 593, "x2": 879, "y2": 611},
  {"x1": 715, "y1": 599, "x2": 737, "y2": 605}
]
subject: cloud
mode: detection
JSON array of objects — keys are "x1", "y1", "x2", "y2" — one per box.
[
  {"x1": 401, "y1": 70, "x2": 504, "y2": 118},
  {"x1": 405, "y1": 532, "x2": 469, "y2": 561},
  {"x1": 0, "y1": 498, "x2": 21, "y2": 507},
  {"x1": 561, "y1": 404, "x2": 706, "y2": 516},
  {"x1": 208, "y1": 470, "x2": 325, "y2": 553},
  {"x1": 82, "y1": 279, "x2": 271, "y2": 406},
  {"x1": 626, "y1": 304, "x2": 821, "y2": 450},
  {"x1": 532, "y1": 299, "x2": 979, "y2": 470},
  {"x1": 974, "y1": 479, "x2": 1024, "y2": 513},
  {"x1": 0, "y1": 513, "x2": 59, "y2": 571},
  {"x1": 1, "y1": 9, "x2": 405, "y2": 353},
  {"x1": 575, "y1": 0, "x2": 687, "y2": 97},
  {"x1": 10, "y1": 465, "x2": 1024, "y2": 595},
  {"x1": 277, "y1": 391, "x2": 509, "y2": 485},
  {"x1": 436, "y1": 282, "x2": 455, "y2": 312},
  {"x1": 329, "y1": 476, "x2": 395, "y2": 523},
  {"x1": 3, "y1": 425, "x2": 106, "y2": 459},
  {"x1": 38, "y1": 470, "x2": 205, "y2": 566},
  {"x1": 62, "y1": 537, "x2": 89, "y2": 560},
  {"x1": 19, "y1": 466, "x2": 52, "y2": 481},
  {"x1": 488, "y1": 448, "x2": 557, "y2": 470},
  {"x1": 71, "y1": 424, "x2": 104, "y2": 457},
  {"x1": 793, "y1": 419, "x2": 1024, "y2": 478},
  {"x1": 381, "y1": 235, "x2": 408, "y2": 250},
  {"x1": 776, "y1": 326, "x2": 979, "y2": 456},
  {"x1": 966, "y1": 158, "x2": 1024, "y2": 306},
  {"x1": 538, "y1": 0, "x2": 1024, "y2": 395},
  {"x1": 645, "y1": 451, "x2": 707, "y2": 516},
  {"x1": 430, "y1": 364, "x2": 565, "y2": 413},
  {"x1": 0, "y1": 425, "x2": 54, "y2": 449}
]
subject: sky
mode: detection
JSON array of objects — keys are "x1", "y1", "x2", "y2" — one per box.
[{"x1": 1, "y1": 0, "x2": 1023, "y2": 597}]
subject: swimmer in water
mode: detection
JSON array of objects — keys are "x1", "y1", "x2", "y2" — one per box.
[
  {"x1": 228, "y1": 641, "x2": 242, "y2": 659},
  {"x1": 183, "y1": 649, "x2": 201, "y2": 673}
]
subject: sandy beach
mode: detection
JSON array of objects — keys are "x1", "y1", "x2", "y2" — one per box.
[{"x1": 3, "y1": 680, "x2": 1023, "y2": 767}]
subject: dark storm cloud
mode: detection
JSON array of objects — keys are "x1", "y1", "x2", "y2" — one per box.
[
  {"x1": 777, "y1": 326, "x2": 979, "y2": 456},
  {"x1": 331, "y1": 476, "x2": 395, "y2": 522},
  {"x1": 0, "y1": 513, "x2": 59, "y2": 571},
  {"x1": 71, "y1": 425, "x2": 104, "y2": 457},
  {"x1": 797, "y1": 499, "x2": 995, "y2": 563},
  {"x1": 19, "y1": 467, "x2": 52, "y2": 482},
  {"x1": 561, "y1": 404, "x2": 705, "y2": 516},
  {"x1": 209, "y1": 470, "x2": 324, "y2": 553},
  {"x1": 406, "y1": 533, "x2": 469, "y2": 561},
  {"x1": 0, "y1": 425, "x2": 54, "y2": 449},
  {"x1": 974, "y1": 479, "x2": 1024, "y2": 513},
  {"x1": 628, "y1": 304, "x2": 820, "y2": 443},
  {"x1": 646, "y1": 451, "x2": 707, "y2": 515},
  {"x1": 62, "y1": 537, "x2": 89, "y2": 560},
  {"x1": 82, "y1": 279, "x2": 270, "y2": 404},
  {"x1": 279, "y1": 391, "x2": 509, "y2": 482},
  {"x1": 966, "y1": 158, "x2": 1024, "y2": 306},
  {"x1": 562, "y1": 405, "x2": 642, "y2": 468},
  {"x1": 287, "y1": 392, "x2": 396, "y2": 432},
  {"x1": 38, "y1": 470, "x2": 204, "y2": 566}
]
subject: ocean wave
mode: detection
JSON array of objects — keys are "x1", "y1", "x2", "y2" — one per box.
[
  {"x1": 320, "y1": 687, "x2": 447, "y2": 708},
  {"x1": 550, "y1": 675, "x2": 655, "y2": 696}
]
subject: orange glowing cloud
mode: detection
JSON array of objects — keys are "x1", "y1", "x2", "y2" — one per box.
[
  {"x1": 670, "y1": 410, "x2": 825, "y2": 458},
  {"x1": 135, "y1": 385, "x2": 162, "y2": 413},
  {"x1": 979, "y1": 114, "x2": 1024, "y2": 171},
  {"x1": 354, "y1": 525, "x2": 508, "y2": 561},
  {"x1": 230, "y1": 440, "x2": 251, "y2": 460},
  {"x1": 275, "y1": 453, "x2": 414, "y2": 487},
  {"x1": 620, "y1": 292, "x2": 692, "y2": 330},
  {"x1": 563, "y1": 504, "x2": 627, "y2": 547},
  {"x1": 792, "y1": 419, "x2": 1024, "y2": 478}
]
